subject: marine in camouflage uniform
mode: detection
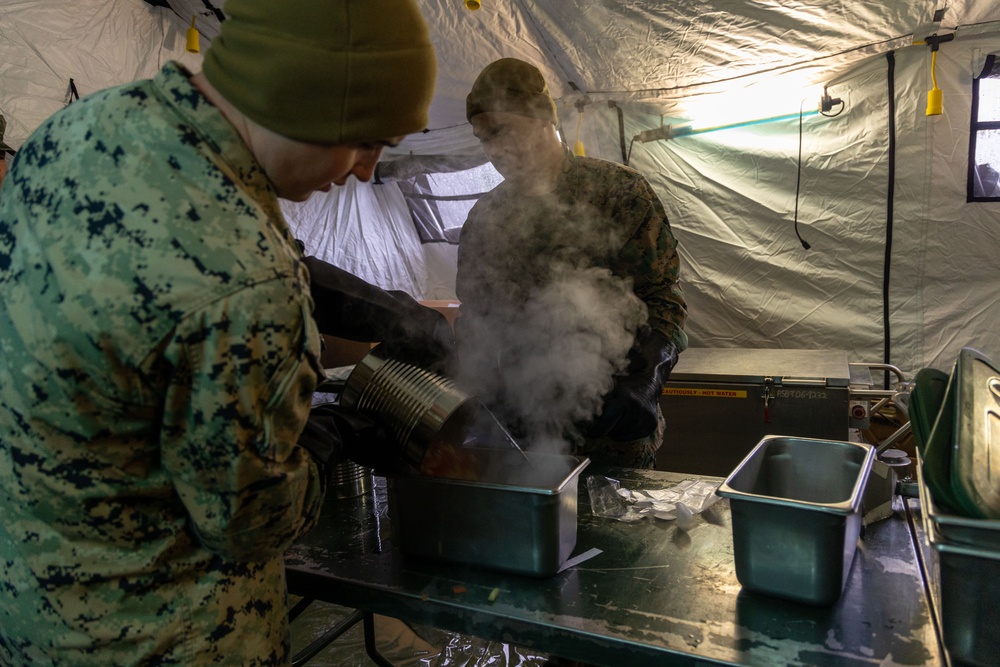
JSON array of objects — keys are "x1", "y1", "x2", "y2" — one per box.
[
  {"x1": 456, "y1": 149, "x2": 688, "y2": 469},
  {"x1": 0, "y1": 61, "x2": 326, "y2": 665},
  {"x1": 0, "y1": 0, "x2": 438, "y2": 659}
]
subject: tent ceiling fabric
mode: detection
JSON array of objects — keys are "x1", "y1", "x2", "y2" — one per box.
[
  {"x1": 2, "y1": 0, "x2": 985, "y2": 152},
  {"x1": 164, "y1": 0, "x2": 967, "y2": 130},
  {"x1": 147, "y1": 0, "x2": 988, "y2": 164},
  {"x1": 2, "y1": 0, "x2": 999, "y2": 376}
]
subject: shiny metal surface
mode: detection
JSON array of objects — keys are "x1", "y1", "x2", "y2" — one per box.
[
  {"x1": 954, "y1": 347, "x2": 1000, "y2": 518},
  {"x1": 340, "y1": 345, "x2": 479, "y2": 468},
  {"x1": 717, "y1": 436, "x2": 875, "y2": 605},
  {"x1": 919, "y1": 448, "x2": 1000, "y2": 549},
  {"x1": 926, "y1": 521, "x2": 1000, "y2": 666},
  {"x1": 329, "y1": 460, "x2": 374, "y2": 500},
  {"x1": 669, "y1": 347, "x2": 851, "y2": 386},
  {"x1": 388, "y1": 451, "x2": 588, "y2": 577},
  {"x1": 918, "y1": 451, "x2": 1000, "y2": 666},
  {"x1": 286, "y1": 466, "x2": 942, "y2": 667},
  {"x1": 658, "y1": 348, "x2": 852, "y2": 476}
]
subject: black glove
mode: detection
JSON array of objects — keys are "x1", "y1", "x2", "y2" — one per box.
[
  {"x1": 584, "y1": 330, "x2": 679, "y2": 442},
  {"x1": 302, "y1": 255, "x2": 456, "y2": 373},
  {"x1": 297, "y1": 403, "x2": 402, "y2": 474}
]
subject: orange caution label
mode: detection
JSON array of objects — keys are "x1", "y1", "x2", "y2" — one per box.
[{"x1": 662, "y1": 387, "x2": 747, "y2": 398}]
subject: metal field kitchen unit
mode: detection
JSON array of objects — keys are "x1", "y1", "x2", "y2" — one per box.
[{"x1": 656, "y1": 348, "x2": 853, "y2": 476}]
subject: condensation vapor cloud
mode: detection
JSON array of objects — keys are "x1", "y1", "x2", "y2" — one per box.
[{"x1": 457, "y1": 259, "x2": 647, "y2": 456}]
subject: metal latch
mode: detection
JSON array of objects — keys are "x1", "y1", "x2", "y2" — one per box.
[{"x1": 763, "y1": 376, "x2": 774, "y2": 423}]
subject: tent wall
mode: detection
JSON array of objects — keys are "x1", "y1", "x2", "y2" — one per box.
[
  {"x1": 289, "y1": 30, "x2": 999, "y2": 378},
  {"x1": 891, "y1": 32, "x2": 1000, "y2": 375},
  {"x1": 0, "y1": 0, "x2": 201, "y2": 148},
  {"x1": 615, "y1": 33, "x2": 1000, "y2": 377},
  {"x1": 1, "y1": 1, "x2": 997, "y2": 379},
  {"x1": 282, "y1": 180, "x2": 460, "y2": 300}
]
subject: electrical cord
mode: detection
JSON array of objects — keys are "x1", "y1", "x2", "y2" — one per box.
[
  {"x1": 793, "y1": 99, "x2": 811, "y2": 250},
  {"x1": 793, "y1": 89, "x2": 845, "y2": 250}
]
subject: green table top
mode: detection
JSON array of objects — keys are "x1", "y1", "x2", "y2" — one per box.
[{"x1": 285, "y1": 467, "x2": 943, "y2": 666}]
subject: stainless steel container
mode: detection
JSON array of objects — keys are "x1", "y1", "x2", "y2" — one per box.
[
  {"x1": 339, "y1": 345, "x2": 480, "y2": 469},
  {"x1": 913, "y1": 347, "x2": 1000, "y2": 666},
  {"x1": 918, "y1": 450, "x2": 1000, "y2": 666},
  {"x1": 928, "y1": 537, "x2": 1000, "y2": 667},
  {"x1": 716, "y1": 435, "x2": 875, "y2": 605},
  {"x1": 921, "y1": 460, "x2": 1000, "y2": 549},
  {"x1": 388, "y1": 450, "x2": 589, "y2": 577},
  {"x1": 657, "y1": 348, "x2": 852, "y2": 476},
  {"x1": 329, "y1": 460, "x2": 373, "y2": 500}
]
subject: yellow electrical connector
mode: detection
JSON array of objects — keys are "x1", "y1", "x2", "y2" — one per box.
[
  {"x1": 573, "y1": 110, "x2": 586, "y2": 156},
  {"x1": 186, "y1": 15, "x2": 200, "y2": 54},
  {"x1": 926, "y1": 49, "x2": 943, "y2": 116},
  {"x1": 920, "y1": 33, "x2": 953, "y2": 116}
]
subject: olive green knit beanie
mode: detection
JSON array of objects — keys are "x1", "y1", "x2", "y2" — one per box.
[
  {"x1": 466, "y1": 58, "x2": 558, "y2": 125},
  {"x1": 202, "y1": 0, "x2": 437, "y2": 144}
]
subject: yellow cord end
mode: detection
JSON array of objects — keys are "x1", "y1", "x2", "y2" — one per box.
[
  {"x1": 573, "y1": 140, "x2": 586, "y2": 157},
  {"x1": 926, "y1": 87, "x2": 943, "y2": 116},
  {"x1": 185, "y1": 16, "x2": 200, "y2": 53}
]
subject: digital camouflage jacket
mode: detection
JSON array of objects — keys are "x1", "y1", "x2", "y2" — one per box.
[
  {"x1": 455, "y1": 152, "x2": 688, "y2": 468},
  {"x1": 0, "y1": 62, "x2": 325, "y2": 666}
]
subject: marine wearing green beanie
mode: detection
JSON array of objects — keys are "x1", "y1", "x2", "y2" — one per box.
[
  {"x1": 466, "y1": 57, "x2": 558, "y2": 125},
  {"x1": 203, "y1": 0, "x2": 437, "y2": 144}
]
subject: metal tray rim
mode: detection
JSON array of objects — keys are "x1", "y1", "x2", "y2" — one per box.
[
  {"x1": 716, "y1": 435, "x2": 874, "y2": 515},
  {"x1": 916, "y1": 448, "x2": 1000, "y2": 549},
  {"x1": 388, "y1": 453, "x2": 590, "y2": 495}
]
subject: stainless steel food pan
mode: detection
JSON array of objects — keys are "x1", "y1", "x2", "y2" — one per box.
[
  {"x1": 917, "y1": 452, "x2": 1000, "y2": 666},
  {"x1": 387, "y1": 450, "x2": 589, "y2": 577},
  {"x1": 926, "y1": 525, "x2": 1000, "y2": 666},
  {"x1": 717, "y1": 435, "x2": 875, "y2": 605},
  {"x1": 917, "y1": 449, "x2": 1000, "y2": 550}
]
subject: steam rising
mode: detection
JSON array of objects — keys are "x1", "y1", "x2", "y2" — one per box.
[{"x1": 457, "y1": 260, "x2": 647, "y2": 456}]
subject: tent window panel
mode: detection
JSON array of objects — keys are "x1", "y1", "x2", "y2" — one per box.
[
  {"x1": 968, "y1": 56, "x2": 1000, "y2": 201},
  {"x1": 977, "y1": 77, "x2": 1000, "y2": 122},
  {"x1": 399, "y1": 162, "x2": 503, "y2": 244}
]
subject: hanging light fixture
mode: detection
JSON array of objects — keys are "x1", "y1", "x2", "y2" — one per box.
[{"x1": 633, "y1": 110, "x2": 822, "y2": 144}]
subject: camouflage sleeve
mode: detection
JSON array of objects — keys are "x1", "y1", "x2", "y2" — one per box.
[
  {"x1": 616, "y1": 176, "x2": 689, "y2": 352},
  {"x1": 159, "y1": 280, "x2": 325, "y2": 561}
]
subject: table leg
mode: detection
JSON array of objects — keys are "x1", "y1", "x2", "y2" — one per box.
[
  {"x1": 363, "y1": 611, "x2": 396, "y2": 667},
  {"x1": 290, "y1": 603, "x2": 364, "y2": 666}
]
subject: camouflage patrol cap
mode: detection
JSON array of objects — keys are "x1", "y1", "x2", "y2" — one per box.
[
  {"x1": 0, "y1": 114, "x2": 12, "y2": 153},
  {"x1": 202, "y1": 0, "x2": 437, "y2": 144},
  {"x1": 466, "y1": 58, "x2": 558, "y2": 125}
]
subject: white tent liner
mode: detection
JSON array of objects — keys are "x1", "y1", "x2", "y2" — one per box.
[{"x1": 1, "y1": 0, "x2": 998, "y2": 378}]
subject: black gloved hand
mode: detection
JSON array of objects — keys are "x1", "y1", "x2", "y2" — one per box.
[
  {"x1": 584, "y1": 330, "x2": 679, "y2": 442},
  {"x1": 297, "y1": 403, "x2": 402, "y2": 474},
  {"x1": 379, "y1": 290, "x2": 456, "y2": 375},
  {"x1": 302, "y1": 255, "x2": 456, "y2": 374}
]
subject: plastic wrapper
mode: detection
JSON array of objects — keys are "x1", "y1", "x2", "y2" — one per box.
[
  {"x1": 290, "y1": 600, "x2": 550, "y2": 666},
  {"x1": 586, "y1": 475, "x2": 721, "y2": 527}
]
